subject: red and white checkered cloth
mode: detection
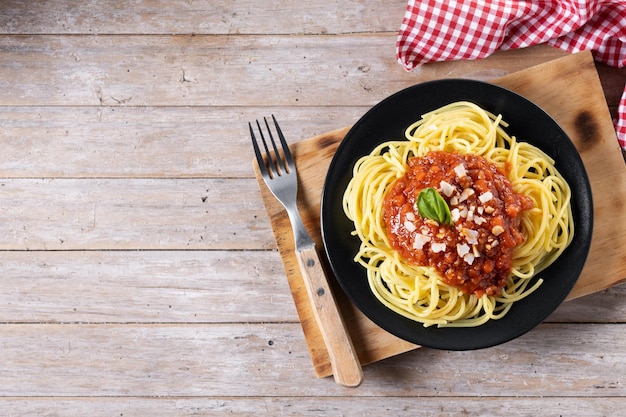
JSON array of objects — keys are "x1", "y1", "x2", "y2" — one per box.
[{"x1": 396, "y1": 0, "x2": 626, "y2": 150}]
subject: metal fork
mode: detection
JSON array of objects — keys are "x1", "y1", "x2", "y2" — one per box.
[{"x1": 250, "y1": 115, "x2": 363, "y2": 387}]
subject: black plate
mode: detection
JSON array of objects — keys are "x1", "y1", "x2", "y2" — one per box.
[{"x1": 320, "y1": 79, "x2": 593, "y2": 350}]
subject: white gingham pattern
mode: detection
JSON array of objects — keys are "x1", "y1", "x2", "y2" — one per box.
[
  {"x1": 396, "y1": 0, "x2": 626, "y2": 150},
  {"x1": 617, "y1": 91, "x2": 626, "y2": 149}
]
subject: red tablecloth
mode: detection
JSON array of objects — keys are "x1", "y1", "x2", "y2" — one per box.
[{"x1": 396, "y1": 0, "x2": 626, "y2": 150}]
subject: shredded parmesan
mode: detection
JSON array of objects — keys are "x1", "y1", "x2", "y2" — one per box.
[
  {"x1": 492, "y1": 225, "x2": 505, "y2": 236},
  {"x1": 461, "y1": 228, "x2": 479, "y2": 245},
  {"x1": 457, "y1": 243, "x2": 470, "y2": 257},
  {"x1": 439, "y1": 180, "x2": 455, "y2": 197},
  {"x1": 459, "y1": 188, "x2": 475, "y2": 202},
  {"x1": 454, "y1": 164, "x2": 467, "y2": 178},
  {"x1": 467, "y1": 206, "x2": 475, "y2": 221},
  {"x1": 479, "y1": 191, "x2": 493, "y2": 203},
  {"x1": 413, "y1": 233, "x2": 431, "y2": 250},
  {"x1": 451, "y1": 208, "x2": 461, "y2": 222},
  {"x1": 431, "y1": 242, "x2": 446, "y2": 253}
]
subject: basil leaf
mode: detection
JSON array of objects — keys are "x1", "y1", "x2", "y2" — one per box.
[{"x1": 416, "y1": 188, "x2": 453, "y2": 226}]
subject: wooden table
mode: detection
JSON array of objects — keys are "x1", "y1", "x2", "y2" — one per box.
[{"x1": 0, "y1": 1, "x2": 624, "y2": 415}]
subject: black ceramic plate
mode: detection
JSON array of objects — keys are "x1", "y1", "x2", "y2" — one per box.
[{"x1": 320, "y1": 79, "x2": 593, "y2": 350}]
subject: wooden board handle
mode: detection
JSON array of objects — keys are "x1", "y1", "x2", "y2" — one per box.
[{"x1": 295, "y1": 245, "x2": 364, "y2": 387}]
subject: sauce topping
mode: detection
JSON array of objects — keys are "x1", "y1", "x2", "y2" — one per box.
[{"x1": 383, "y1": 151, "x2": 533, "y2": 297}]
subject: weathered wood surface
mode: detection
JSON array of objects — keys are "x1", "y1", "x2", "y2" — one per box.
[
  {"x1": 0, "y1": 1, "x2": 624, "y2": 415},
  {"x1": 0, "y1": 322, "x2": 624, "y2": 396}
]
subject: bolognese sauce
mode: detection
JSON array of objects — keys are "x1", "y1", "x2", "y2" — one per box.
[{"x1": 383, "y1": 151, "x2": 533, "y2": 297}]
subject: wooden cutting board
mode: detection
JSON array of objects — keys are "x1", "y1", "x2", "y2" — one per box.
[{"x1": 254, "y1": 51, "x2": 626, "y2": 379}]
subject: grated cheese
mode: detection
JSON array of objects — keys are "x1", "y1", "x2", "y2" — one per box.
[
  {"x1": 431, "y1": 242, "x2": 446, "y2": 253},
  {"x1": 454, "y1": 164, "x2": 467, "y2": 178},
  {"x1": 456, "y1": 243, "x2": 470, "y2": 257},
  {"x1": 479, "y1": 191, "x2": 493, "y2": 203},
  {"x1": 439, "y1": 180, "x2": 455, "y2": 197},
  {"x1": 413, "y1": 233, "x2": 431, "y2": 250}
]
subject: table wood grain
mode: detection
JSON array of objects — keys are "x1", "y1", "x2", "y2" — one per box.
[{"x1": 0, "y1": 1, "x2": 624, "y2": 415}]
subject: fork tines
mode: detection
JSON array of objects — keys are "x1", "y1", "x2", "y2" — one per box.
[{"x1": 249, "y1": 115, "x2": 294, "y2": 180}]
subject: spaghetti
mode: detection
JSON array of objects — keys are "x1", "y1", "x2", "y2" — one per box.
[{"x1": 342, "y1": 101, "x2": 573, "y2": 327}]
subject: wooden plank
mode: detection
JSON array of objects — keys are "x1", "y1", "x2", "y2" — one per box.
[
  {"x1": 0, "y1": 322, "x2": 623, "y2": 397},
  {"x1": 549, "y1": 284, "x2": 626, "y2": 322},
  {"x1": 0, "y1": 397, "x2": 625, "y2": 416},
  {"x1": 0, "y1": 106, "x2": 370, "y2": 179},
  {"x1": 0, "y1": 178, "x2": 275, "y2": 250},
  {"x1": 596, "y1": 62, "x2": 626, "y2": 113},
  {"x1": 1, "y1": 101, "x2": 622, "y2": 180},
  {"x1": 0, "y1": 0, "x2": 408, "y2": 35},
  {"x1": 0, "y1": 249, "x2": 622, "y2": 324},
  {"x1": 0, "y1": 250, "x2": 622, "y2": 325},
  {"x1": 0, "y1": 36, "x2": 575, "y2": 107},
  {"x1": 0, "y1": 250, "x2": 298, "y2": 323}
]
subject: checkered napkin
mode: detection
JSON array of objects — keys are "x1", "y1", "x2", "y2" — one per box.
[{"x1": 396, "y1": 0, "x2": 626, "y2": 150}]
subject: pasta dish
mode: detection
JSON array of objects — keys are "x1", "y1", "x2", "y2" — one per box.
[{"x1": 342, "y1": 101, "x2": 573, "y2": 327}]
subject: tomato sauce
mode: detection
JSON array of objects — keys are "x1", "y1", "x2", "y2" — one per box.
[{"x1": 383, "y1": 151, "x2": 533, "y2": 297}]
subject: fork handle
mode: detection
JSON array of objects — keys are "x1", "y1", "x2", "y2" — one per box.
[{"x1": 295, "y1": 245, "x2": 364, "y2": 387}]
